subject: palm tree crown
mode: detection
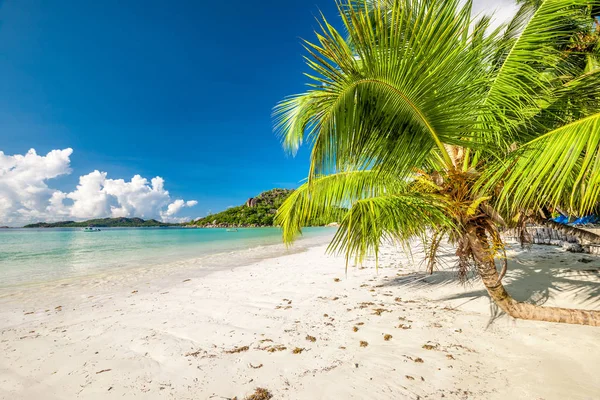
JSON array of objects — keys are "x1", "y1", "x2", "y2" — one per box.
[{"x1": 274, "y1": 0, "x2": 600, "y2": 326}]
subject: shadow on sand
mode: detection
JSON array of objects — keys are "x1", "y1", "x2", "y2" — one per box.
[{"x1": 380, "y1": 245, "x2": 600, "y2": 325}]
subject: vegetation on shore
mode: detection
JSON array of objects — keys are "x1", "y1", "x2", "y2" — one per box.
[
  {"x1": 275, "y1": 0, "x2": 600, "y2": 325},
  {"x1": 22, "y1": 188, "x2": 342, "y2": 229},
  {"x1": 24, "y1": 218, "x2": 176, "y2": 228},
  {"x1": 190, "y1": 189, "x2": 292, "y2": 227},
  {"x1": 188, "y1": 189, "x2": 342, "y2": 227}
]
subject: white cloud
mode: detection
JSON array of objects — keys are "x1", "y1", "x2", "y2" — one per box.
[
  {"x1": 0, "y1": 148, "x2": 197, "y2": 226},
  {"x1": 472, "y1": 0, "x2": 520, "y2": 30},
  {"x1": 161, "y1": 199, "x2": 198, "y2": 219}
]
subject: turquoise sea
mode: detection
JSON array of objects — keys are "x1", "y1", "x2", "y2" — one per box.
[{"x1": 0, "y1": 227, "x2": 333, "y2": 288}]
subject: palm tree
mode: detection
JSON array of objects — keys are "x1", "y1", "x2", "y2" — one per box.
[
  {"x1": 274, "y1": 0, "x2": 600, "y2": 326},
  {"x1": 486, "y1": 0, "x2": 600, "y2": 241}
]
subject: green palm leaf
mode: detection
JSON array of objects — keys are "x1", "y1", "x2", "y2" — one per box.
[
  {"x1": 494, "y1": 112, "x2": 600, "y2": 214},
  {"x1": 274, "y1": 0, "x2": 496, "y2": 178},
  {"x1": 275, "y1": 170, "x2": 406, "y2": 244},
  {"x1": 273, "y1": 0, "x2": 600, "y2": 326},
  {"x1": 485, "y1": 0, "x2": 592, "y2": 139},
  {"x1": 329, "y1": 194, "x2": 453, "y2": 265}
]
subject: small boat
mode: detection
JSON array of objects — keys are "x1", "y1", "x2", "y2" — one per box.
[
  {"x1": 226, "y1": 228, "x2": 238, "y2": 232},
  {"x1": 83, "y1": 227, "x2": 101, "y2": 232}
]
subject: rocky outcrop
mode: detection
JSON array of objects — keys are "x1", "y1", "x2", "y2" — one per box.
[
  {"x1": 562, "y1": 242, "x2": 584, "y2": 253},
  {"x1": 503, "y1": 226, "x2": 598, "y2": 255},
  {"x1": 246, "y1": 198, "x2": 258, "y2": 208}
]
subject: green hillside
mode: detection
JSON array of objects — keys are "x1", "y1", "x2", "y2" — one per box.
[
  {"x1": 24, "y1": 217, "x2": 176, "y2": 228},
  {"x1": 23, "y1": 189, "x2": 343, "y2": 229},
  {"x1": 189, "y1": 188, "x2": 342, "y2": 228},
  {"x1": 189, "y1": 189, "x2": 291, "y2": 227}
]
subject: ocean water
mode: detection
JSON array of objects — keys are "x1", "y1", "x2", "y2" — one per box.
[{"x1": 0, "y1": 227, "x2": 333, "y2": 288}]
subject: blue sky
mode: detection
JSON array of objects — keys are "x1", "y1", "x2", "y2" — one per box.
[
  {"x1": 0, "y1": 0, "x2": 515, "y2": 225},
  {"x1": 0, "y1": 0, "x2": 343, "y2": 221}
]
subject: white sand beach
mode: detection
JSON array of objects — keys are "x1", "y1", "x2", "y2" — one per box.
[{"x1": 1, "y1": 236, "x2": 600, "y2": 400}]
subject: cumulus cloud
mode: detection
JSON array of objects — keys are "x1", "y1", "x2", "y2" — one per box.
[
  {"x1": 0, "y1": 148, "x2": 197, "y2": 226},
  {"x1": 161, "y1": 199, "x2": 198, "y2": 220}
]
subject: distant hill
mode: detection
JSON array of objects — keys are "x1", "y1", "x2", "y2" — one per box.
[
  {"x1": 23, "y1": 217, "x2": 177, "y2": 228},
  {"x1": 188, "y1": 188, "x2": 342, "y2": 228},
  {"x1": 23, "y1": 189, "x2": 343, "y2": 229},
  {"x1": 189, "y1": 189, "x2": 292, "y2": 228}
]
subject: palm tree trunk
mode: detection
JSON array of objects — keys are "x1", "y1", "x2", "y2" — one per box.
[
  {"x1": 532, "y1": 215, "x2": 600, "y2": 244},
  {"x1": 466, "y1": 225, "x2": 600, "y2": 326}
]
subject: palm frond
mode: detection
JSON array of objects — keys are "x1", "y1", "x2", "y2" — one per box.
[
  {"x1": 275, "y1": 170, "x2": 406, "y2": 244},
  {"x1": 543, "y1": 67, "x2": 600, "y2": 122},
  {"x1": 328, "y1": 193, "x2": 453, "y2": 265},
  {"x1": 492, "y1": 112, "x2": 600, "y2": 214},
  {"x1": 485, "y1": 0, "x2": 593, "y2": 141},
  {"x1": 273, "y1": 0, "x2": 496, "y2": 178}
]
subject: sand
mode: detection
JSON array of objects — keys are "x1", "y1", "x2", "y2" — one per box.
[{"x1": 1, "y1": 236, "x2": 600, "y2": 400}]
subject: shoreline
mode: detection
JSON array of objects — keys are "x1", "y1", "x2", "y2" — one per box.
[
  {"x1": 0, "y1": 230, "x2": 334, "y2": 297},
  {"x1": 1, "y1": 240, "x2": 600, "y2": 399}
]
